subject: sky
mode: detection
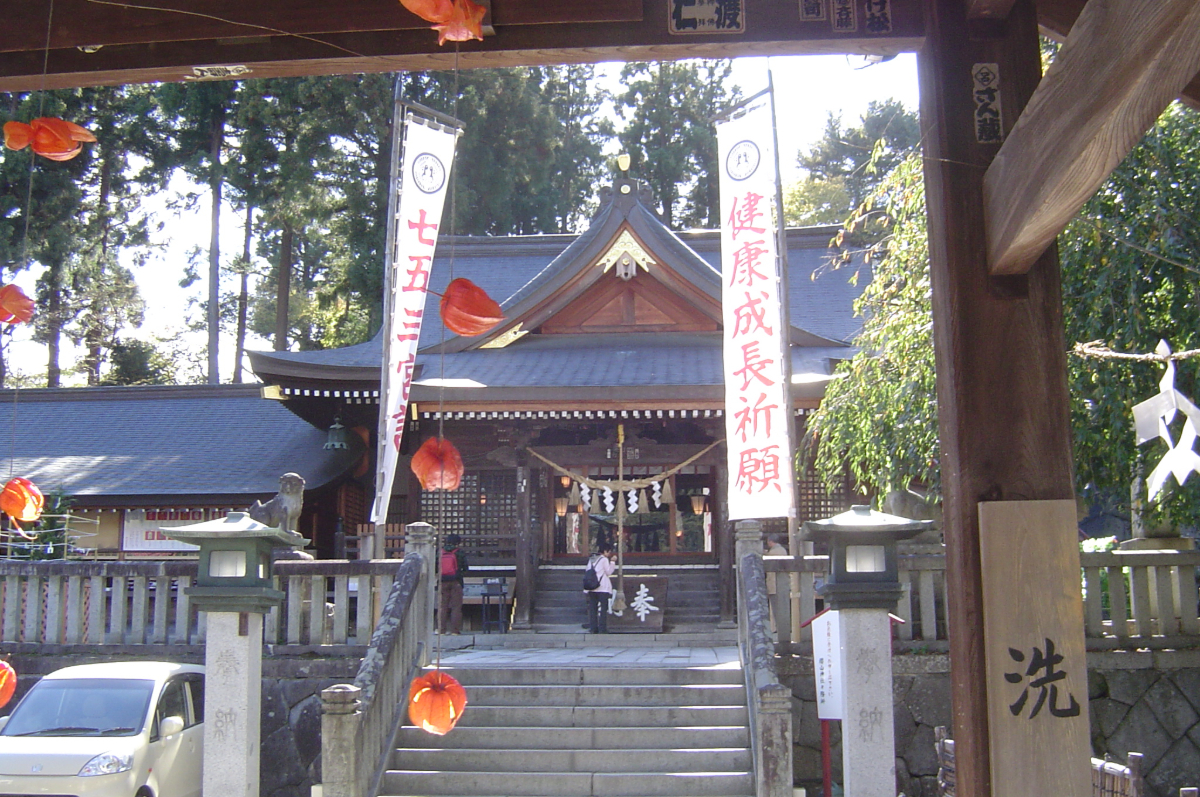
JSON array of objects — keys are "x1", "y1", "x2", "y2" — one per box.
[{"x1": 4, "y1": 52, "x2": 920, "y2": 385}]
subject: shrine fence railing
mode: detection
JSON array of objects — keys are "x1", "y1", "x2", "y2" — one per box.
[
  {"x1": 764, "y1": 548, "x2": 1200, "y2": 654},
  {"x1": 0, "y1": 557, "x2": 407, "y2": 652}
]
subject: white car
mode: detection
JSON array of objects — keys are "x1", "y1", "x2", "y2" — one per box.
[{"x1": 0, "y1": 661, "x2": 204, "y2": 797}]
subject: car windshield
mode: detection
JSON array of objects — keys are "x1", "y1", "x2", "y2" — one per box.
[{"x1": 2, "y1": 678, "x2": 155, "y2": 737}]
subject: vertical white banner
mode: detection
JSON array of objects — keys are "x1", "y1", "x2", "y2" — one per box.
[
  {"x1": 717, "y1": 99, "x2": 797, "y2": 521},
  {"x1": 371, "y1": 117, "x2": 459, "y2": 525}
]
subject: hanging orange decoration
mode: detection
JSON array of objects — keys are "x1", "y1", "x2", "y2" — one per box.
[
  {"x1": 0, "y1": 285, "x2": 35, "y2": 325},
  {"x1": 440, "y1": 278, "x2": 504, "y2": 336},
  {"x1": 411, "y1": 437, "x2": 464, "y2": 491},
  {"x1": 396, "y1": 0, "x2": 485, "y2": 45},
  {"x1": 0, "y1": 477, "x2": 44, "y2": 530},
  {"x1": 3, "y1": 117, "x2": 96, "y2": 162},
  {"x1": 0, "y1": 661, "x2": 16, "y2": 709},
  {"x1": 408, "y1": 670, "x2": 467, "y2": 735}
]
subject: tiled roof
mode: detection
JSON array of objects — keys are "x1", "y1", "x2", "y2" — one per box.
[
  {"x1": 250, "y1": 180, "x2": 864, "y2": 389},
  {"x1": 0, "y1": 385, "x2": 361, "y2": 503}
]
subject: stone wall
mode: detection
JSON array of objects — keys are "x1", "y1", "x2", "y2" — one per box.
[
  {"x1": 780, "y1": 650, "x2": 1200, "y2": 797},
  {"x1": 6, "y1": 650, "x2": 358, "y2": 797}
]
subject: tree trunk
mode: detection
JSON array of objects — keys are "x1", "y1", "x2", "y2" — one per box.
[
  {"x1": 275, "y1": 222, "x2": 293, "y2": 351},
  {"x1": 207, "y1": 109, "x2": 226, "y2": 385},
  {"x1": 45, "y1": 263, "x2": 63, "y2": 388},
  {"x1": 233, "y1": 204, "x2": 252, "y2": 383}
]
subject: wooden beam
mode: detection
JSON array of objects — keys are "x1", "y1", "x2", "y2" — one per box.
[
  {"x1": 1037, "y1": 0, "x2": 1200, "y2": 109},
  {"x1": 919, "y1": 0, "x2": 1076, "y2": 795},
  {"x1": 985, "y1": 0, "x2": 1200, "y2": 275},
  {"x1": 968, "y1": 0, "x2": 1018, "y2": 19},
  {"x1": 0, "y1": 0, "x2": 924, "y2": 90}
]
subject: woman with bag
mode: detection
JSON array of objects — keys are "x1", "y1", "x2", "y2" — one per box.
[{"x1": 584, "y1": 544, "x2": 617, "y2": 634}]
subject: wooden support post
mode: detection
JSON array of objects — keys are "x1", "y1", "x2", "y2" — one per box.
[
  {"x1": 918, "y1": 1, "x2": 1076, "y2": 795},
  {"x1": 717, "y1": 458, "x2": 736, "y2": 627},
  {"x1": 511, "y1": 462, "x2": 534, "y2": 630}
]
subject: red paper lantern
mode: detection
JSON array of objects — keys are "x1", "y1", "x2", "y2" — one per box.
[
  {"x1": 3, "y1": 117, "x2": 96, "y2": 162},
  {"x1": 0, "y1": 661, "x2": 16, "y2": 709},
  {"x1": 0, "y1": 477, "x2": 43, "y2": 529},
  {"x1": 410, "y1": 437, "x2": 464, "y2": 491},
  {"x1": 0, "y1": 284, "x2": 34, "y2": 325},
  {"x1": 397, "y1": 0, "x2": 485, "y2": 44},
  {"x1": 440, "y1": 278, "x2": 504, "y2": 337},
  {"x1": 408, "y1": 670, "x2": 467, "y2": 735}
]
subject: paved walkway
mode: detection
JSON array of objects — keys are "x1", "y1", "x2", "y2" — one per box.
[{"x1": 435, "y1": 642, "x2": 741, "y2": 668}]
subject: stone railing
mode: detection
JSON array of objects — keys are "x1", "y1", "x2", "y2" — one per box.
[
  {"x1": 320, "y1": 522, "x2": 435, "y2": 797},
  {"x1": 735, "y1": 520, "x2": 793, "y2": 797},
  {"x1": 766, "y1": 547, "x2": 1200, "y2": 653},
  {"x1": 0, "y1": 556, "x2": 407, "y2": 651}
]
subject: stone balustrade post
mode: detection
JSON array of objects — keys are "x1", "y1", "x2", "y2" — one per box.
[
  {"x1": 320, "y1": 684, "x2": 363, "y2": 797},
  {"x1": 756, "y1": 683, "x2": 794, "y2": 797},
  {"x1": 405, "y1": 522, "x2": 435, "y2": 663}
]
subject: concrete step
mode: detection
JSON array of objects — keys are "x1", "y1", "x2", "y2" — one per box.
[
  {"x1": 481, "y1": 630, "x2": 738, "y2": 647},
  {"x1": 456, "y1": 704, "x2": 749, "y2": 728},
  {"x1": 382, "y1": 769, "x2": 754, "y2": 797},
  {"x1": 440, "y1": 666, "x2": 744, "y2": 686},
  {"x1": 394, "y1": 747, "x2": 752, "y2": 773},
  {"x1": 461, "y1": 683, "x2": 745, "y2": 706},
  {"x1": 395, "y1": 725, "x2": 750, "y2": 750}
]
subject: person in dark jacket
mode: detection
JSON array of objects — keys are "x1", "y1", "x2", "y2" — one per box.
[{"x1": 439, "y1": 534, "x2": 468, "y2": 635}]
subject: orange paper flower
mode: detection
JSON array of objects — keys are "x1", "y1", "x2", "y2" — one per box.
[
  {"x1": 410, "y1": 437, "x2": 464, "y2": 491},
  {"x1": 0, "y1": 661, "x2": 15, "y2": 709},
  {"x1": 440, "y1": 278, "x2": 504, "y2": 336},
  {"x1": 408, "y1": 670, "x2": 467, "y2": 735},
  {"x1": 3, "y1": 117, "x2": 96, "y2": 162},
  {"x1": 0, "y1": 284, "x2": 35, "y2": 325},
  {"x1": 397, "y1": 0, "x2": 485, "y2": 45},
  {"x1": 0, "y1": 477, "x2": 43, "y2": 530}
]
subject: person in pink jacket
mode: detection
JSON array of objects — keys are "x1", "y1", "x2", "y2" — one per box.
[{"x1": 585, "y1": 544, "x2": 617, "y2": 634}]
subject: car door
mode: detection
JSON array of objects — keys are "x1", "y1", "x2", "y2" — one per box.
[
  {"x1": 147, "y1": 678, "x2": 189, "y2": 797},
  {"x1": 176, "y1": 674, "x2": 204, "y2": 797}
]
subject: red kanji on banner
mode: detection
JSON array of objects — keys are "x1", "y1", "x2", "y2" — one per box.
[
  {"x1": 734, "y1": 392, "x2": 778, "y2": 443},
  {"x1": 733, "y1": 340, "x2": 777, "y2": 390},
  {"x1": 735, "y1": 445, "x2": 783, "y2": 493},
  {"x1": 729, "y1": 192, "x2": 767, "y2": 239},
  {"x1": 730, "y1": 291, "x2": 774, "y2": 337},
  {"x1": 408, "y1": 209, "x2": 439, "y2": 245},
  {"x1": 728, "y1": 240, "x2": 771, "y2": 288}
]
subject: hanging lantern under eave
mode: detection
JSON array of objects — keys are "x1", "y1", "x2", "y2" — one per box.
[
  {"x1": 555, "y1": 497, "x2": 569, "y2": 517},
  {"x1": 690, "y1": 494, "x2": 707, "y2": 515},
  {"x1": 324, "y1": 416, "x2": 351, "y2": 450}
]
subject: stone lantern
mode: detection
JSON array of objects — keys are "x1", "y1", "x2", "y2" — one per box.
[
  {"x1": 801, "y1": 505, "x2": 931, "y2": 797},
  {"x1": 164, "y1": 511, "x2": 306, "y2": 797}
]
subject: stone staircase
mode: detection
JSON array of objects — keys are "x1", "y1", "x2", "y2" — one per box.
[
  {"x1": 386, "y1": 663, "x2": 754, "y2": 797},
  {"x1": 530, "y1": 565, "x2": 723, "y2": 632}
]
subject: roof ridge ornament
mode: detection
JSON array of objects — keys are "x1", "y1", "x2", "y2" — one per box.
[{"x1": 598, "y1": 230, "x2": 657, "y2": 281}]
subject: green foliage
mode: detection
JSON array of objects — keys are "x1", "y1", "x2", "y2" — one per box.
[
  {"x1": 102, "y1": 339, "x2": 177, "y2": 385},
  {"x1": 797, "y1": 99, "x2": 920, "y2": 209},
  {"x1": 8, "y1": 492, "x2": 73, "y2": 561},
  {"x1": 805, "y1": 153, "x2": 939, "y2": 498},
  {"x1": 616, "y1": 61, "x2": 741, "y2": 229},
  {"x1": 1061, "y1": 102, "x2": 1200, "y2": 527},
  {"x1": 783, "y1": 177, "x2": 852, "y2": 227}
]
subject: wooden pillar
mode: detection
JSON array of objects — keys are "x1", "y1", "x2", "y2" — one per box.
[
  {"x1": 716, "y1": 457, "x2": 736, "y2": 626},
  {"x1": 511, "y1": 461, "x2": 534, "y2": 630},
  {"x1": 918, "y1": 1, "x2": 1075, "y2": 795}
]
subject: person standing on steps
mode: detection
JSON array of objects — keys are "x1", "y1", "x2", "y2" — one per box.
[
  {"x1": 439, "y1": 534, "x2": 468, "y2": 635},
  {"x1": 584, "y1": 544, "x2": 617, "y2": 634}
]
